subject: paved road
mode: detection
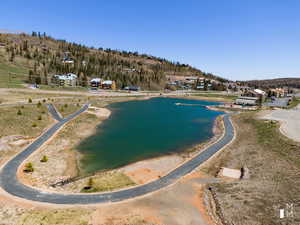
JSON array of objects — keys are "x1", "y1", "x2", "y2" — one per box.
[
  {"x1": 46, "y1": 104, "x2": 63, "y2": 121},
  {"x1": 263, "y1": 97, "x2": 290, "y2": 108},
  {"x1": 0, "y1": 105, "x2": 234, "y2": 204}
]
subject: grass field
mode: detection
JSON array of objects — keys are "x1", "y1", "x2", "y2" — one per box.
[
  {"x1": 0, "y1": 49, "x2": 29, "y2": 88},
  {"x1": 0, "y1": 104, "x2": 52, "y2": 138},
  {"x1": 191, "y1": 92, "x2": 237, "y2": 101},
  {"x1": 81, "y1": 172, "x2": 135, "y2": 193},
  {"x1": 54, "y1": 103, "x2": 82, "y2": 117},
  {"x1": 287, "y1": 97, "x2": 300, "y2": 109},
  {"x1": 202, "y1": 112, "x2": 300, "y2": 224},
  {"x1": 16, "y1": 209, "x2": 91, "y2": 225}
]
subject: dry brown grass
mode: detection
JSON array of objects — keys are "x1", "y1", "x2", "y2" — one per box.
[
  {"x1": 54, "y1": 103, "x2": 82, "y2": 117},
  {"x1": 16, "y1": 208, "x2": 91, "y2": 225},
  {"x1": 0, "y1": 104, "x2": 52, "y2": 138},
  {"x1": 202, "y1": 112, "x2": 300, "y2": 225}
]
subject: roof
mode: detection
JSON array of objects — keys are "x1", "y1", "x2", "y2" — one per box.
[
  {"x1": 90, "y1": 78, "x2": 102, "y2": 83},
  {"x1": 254, "y1": 89, "x2": 266, "y2": 95},
  {"x1": 54, "y1": 73, "x2": 77, "y2": 80},
  {"x1": 102, "y1": 80, "x2": 113, "y2": 85}
]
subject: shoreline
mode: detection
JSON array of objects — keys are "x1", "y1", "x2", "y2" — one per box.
[{"x1": 20, "y1": 96, "x2": 227, "y2": 193}]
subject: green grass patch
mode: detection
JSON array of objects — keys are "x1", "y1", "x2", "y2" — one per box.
[
  {"x1": 81, "y1": 172, "x2": 135, "y2": 193},
  {"x1": 0, "y1": 62, "x2": 28, "y2": 88}
]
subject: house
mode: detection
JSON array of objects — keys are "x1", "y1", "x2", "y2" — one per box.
[
  {"x1": 101, "y1": 80, "x2": 116, "y2": 89},
  {"x1": 52, "y1": 73, "x2": 77, "y2": 86},
  {"x1": 269, "y1": 88, "x2": 288, "y2": 98},
  {"x1": 90, "y1": 78, "x2": 102, "y2": 88},
  {"x1": 235, "y1": 96, "x2": 259, "y2": 106},
  {"x1": 62, "y1": 59, "x2": 74, "y2": 64},
  {"x1": 242, "y1": 89, "x2": 266, "y2": 102}
]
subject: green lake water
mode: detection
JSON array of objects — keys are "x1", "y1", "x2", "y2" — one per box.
[{"x1": 78, "y1": 97, "x2": 223, "y2": 174}]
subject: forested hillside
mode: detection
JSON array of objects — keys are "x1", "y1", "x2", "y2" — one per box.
[
  {"x1": 243, "y1": 78, "x2": 300, "y2": 89},
  {"x1": 0, "y1": 32, "x2": 227, "y2": 90}
]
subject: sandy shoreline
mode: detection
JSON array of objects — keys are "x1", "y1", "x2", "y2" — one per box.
[{"x1": 18, "y1": 96, "x2": 226, "y2": 193}]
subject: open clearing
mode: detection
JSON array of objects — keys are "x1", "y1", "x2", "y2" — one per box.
[{"x1": 201, "y1": 111, "x2": 300, "y2": 225}]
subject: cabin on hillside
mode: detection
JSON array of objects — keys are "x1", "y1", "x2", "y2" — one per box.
[
  {"x1": 101, "y1": 80, "x2": 116, "y2": 89},
  {"x1": 90, "y1": 78, "x2": 102, "y2": 89}
]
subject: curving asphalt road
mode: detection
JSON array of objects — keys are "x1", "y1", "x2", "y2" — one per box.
[{"x1": 0, "y1": 105, "x2": 234, "y2": 204}]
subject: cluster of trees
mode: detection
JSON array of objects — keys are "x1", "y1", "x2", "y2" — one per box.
[
  {"x1": 2, "y1": 32, "x2": 226, "y2": 90},
  {"x1": 241, "y1": 78, "x2": 300, "y2": 89}
]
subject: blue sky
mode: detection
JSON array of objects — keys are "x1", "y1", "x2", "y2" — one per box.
[{"x1": 1, "y1": 0, "x2": 300, "y2": 80}]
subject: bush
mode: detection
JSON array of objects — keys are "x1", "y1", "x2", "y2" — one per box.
[
  {"x1": 42, "y1": 99, "x2": 46, "y2": 103},
  {"x1": 17, "y1": 109, "x2": 22, "y2": 115},
  {"x1": 32, "y1": 123, "x2": 37, "y2": 127},
  {"x1": 37, "y1": 115, "x2": 42, "y2": 120},
  {"x1": 77, "y1": 103, "x2": 80, "y2": 107},
  {"x1": 28, "y1": 98, "x2": 32, "y2": 103},
  {"x1": 24, "y1": 162, "x2": 34, "y2": 172},
  {"x1": 21, "y1": 105, "x2": 24, "y2": 109},
  {"x1": 40, "y1": 155, "x2": 48, "y2": 162},
  {"x1": 64, "y1": 103, "x2": 68, "y2": 108},
  {"x1": 37, "y1": 101, "x2": 42, "y2": 107},
  {"x1": 83, "y1": 178, "x2": 94, "y2": 191}
]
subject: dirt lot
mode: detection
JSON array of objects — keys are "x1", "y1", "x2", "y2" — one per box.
[{"x1": 201, "y1": 112, "x2": 300, "y2": 225}]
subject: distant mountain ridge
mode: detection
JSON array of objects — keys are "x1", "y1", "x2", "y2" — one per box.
[{"x1": 242, "y1": 77, "x2": 300, "y2": 89}]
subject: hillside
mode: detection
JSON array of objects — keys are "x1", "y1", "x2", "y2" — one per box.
[
  {"x1": 242, "y1": 78, "x2": 300, "y2": 89},
  {"x1": 0, "y1": 32, "x2": 227, "y2": 90}
]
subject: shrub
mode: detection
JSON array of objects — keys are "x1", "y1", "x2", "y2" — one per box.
[
  {"x1": 21, "y1": 105, "x2": 24, "y2": 109},
  {"x1": 17, "y1": 109, "x2": 22, "y2": 115},
  {"x1": 83, "y1": 178, "x2": 94, "y2": 191},
  {"x1": 40, "y1": 155, "x2": 48, "y2": 162},
  {"x1": 28, "y1": 98, "x2": 32, "y2": 103},
  {"x1": 64, "y1": 103, "x2": 68, "y2": 108},
  {"x1": 88, "y1": 177, "x2": 94, "y2": 187},
  {"x1": 24, "y1": 162, "x2": 34, "y2": 172},
  {"x1": 37, "y1": 115, "x2": 42, "y2": 120},
  {"x1": 37, "y1": 101, "x2": 42, "y2": 107},
  {"x1": 42, "y1": 99, "x2": 46, "y2": 103},
  {"x1": 32, "y1": 123, "x2": 37, "y2": 127},
  {"x1": 77, "y1": 103, "x2": 80, "y2": 107}
]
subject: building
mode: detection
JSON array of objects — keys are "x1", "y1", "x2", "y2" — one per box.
[
  {"x1": 269, "y1": 88, "x2": 288, "y2": 98},
  {"x1": 52, "y1": 73, "x2": 77, "y2": 86},
  {"x1": 90, "y1": 78, "x2": 102, "y2": 88},
  {"x1": 242, "y1": 88, "x2": 266, "y2": 102},
  {"x1": 101, "y1": 80, "x2": 114, "y2": 89},
  {"x1": 123, "y1": 86, "x2": 141, "y2": 91},
  {"x1": 235, "y1": 96, "x2": 259, "y2": 106}
]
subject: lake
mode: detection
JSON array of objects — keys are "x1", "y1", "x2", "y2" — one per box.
[{"x1": 78, "y1": 97, "x2": 223, "y2": 174}]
